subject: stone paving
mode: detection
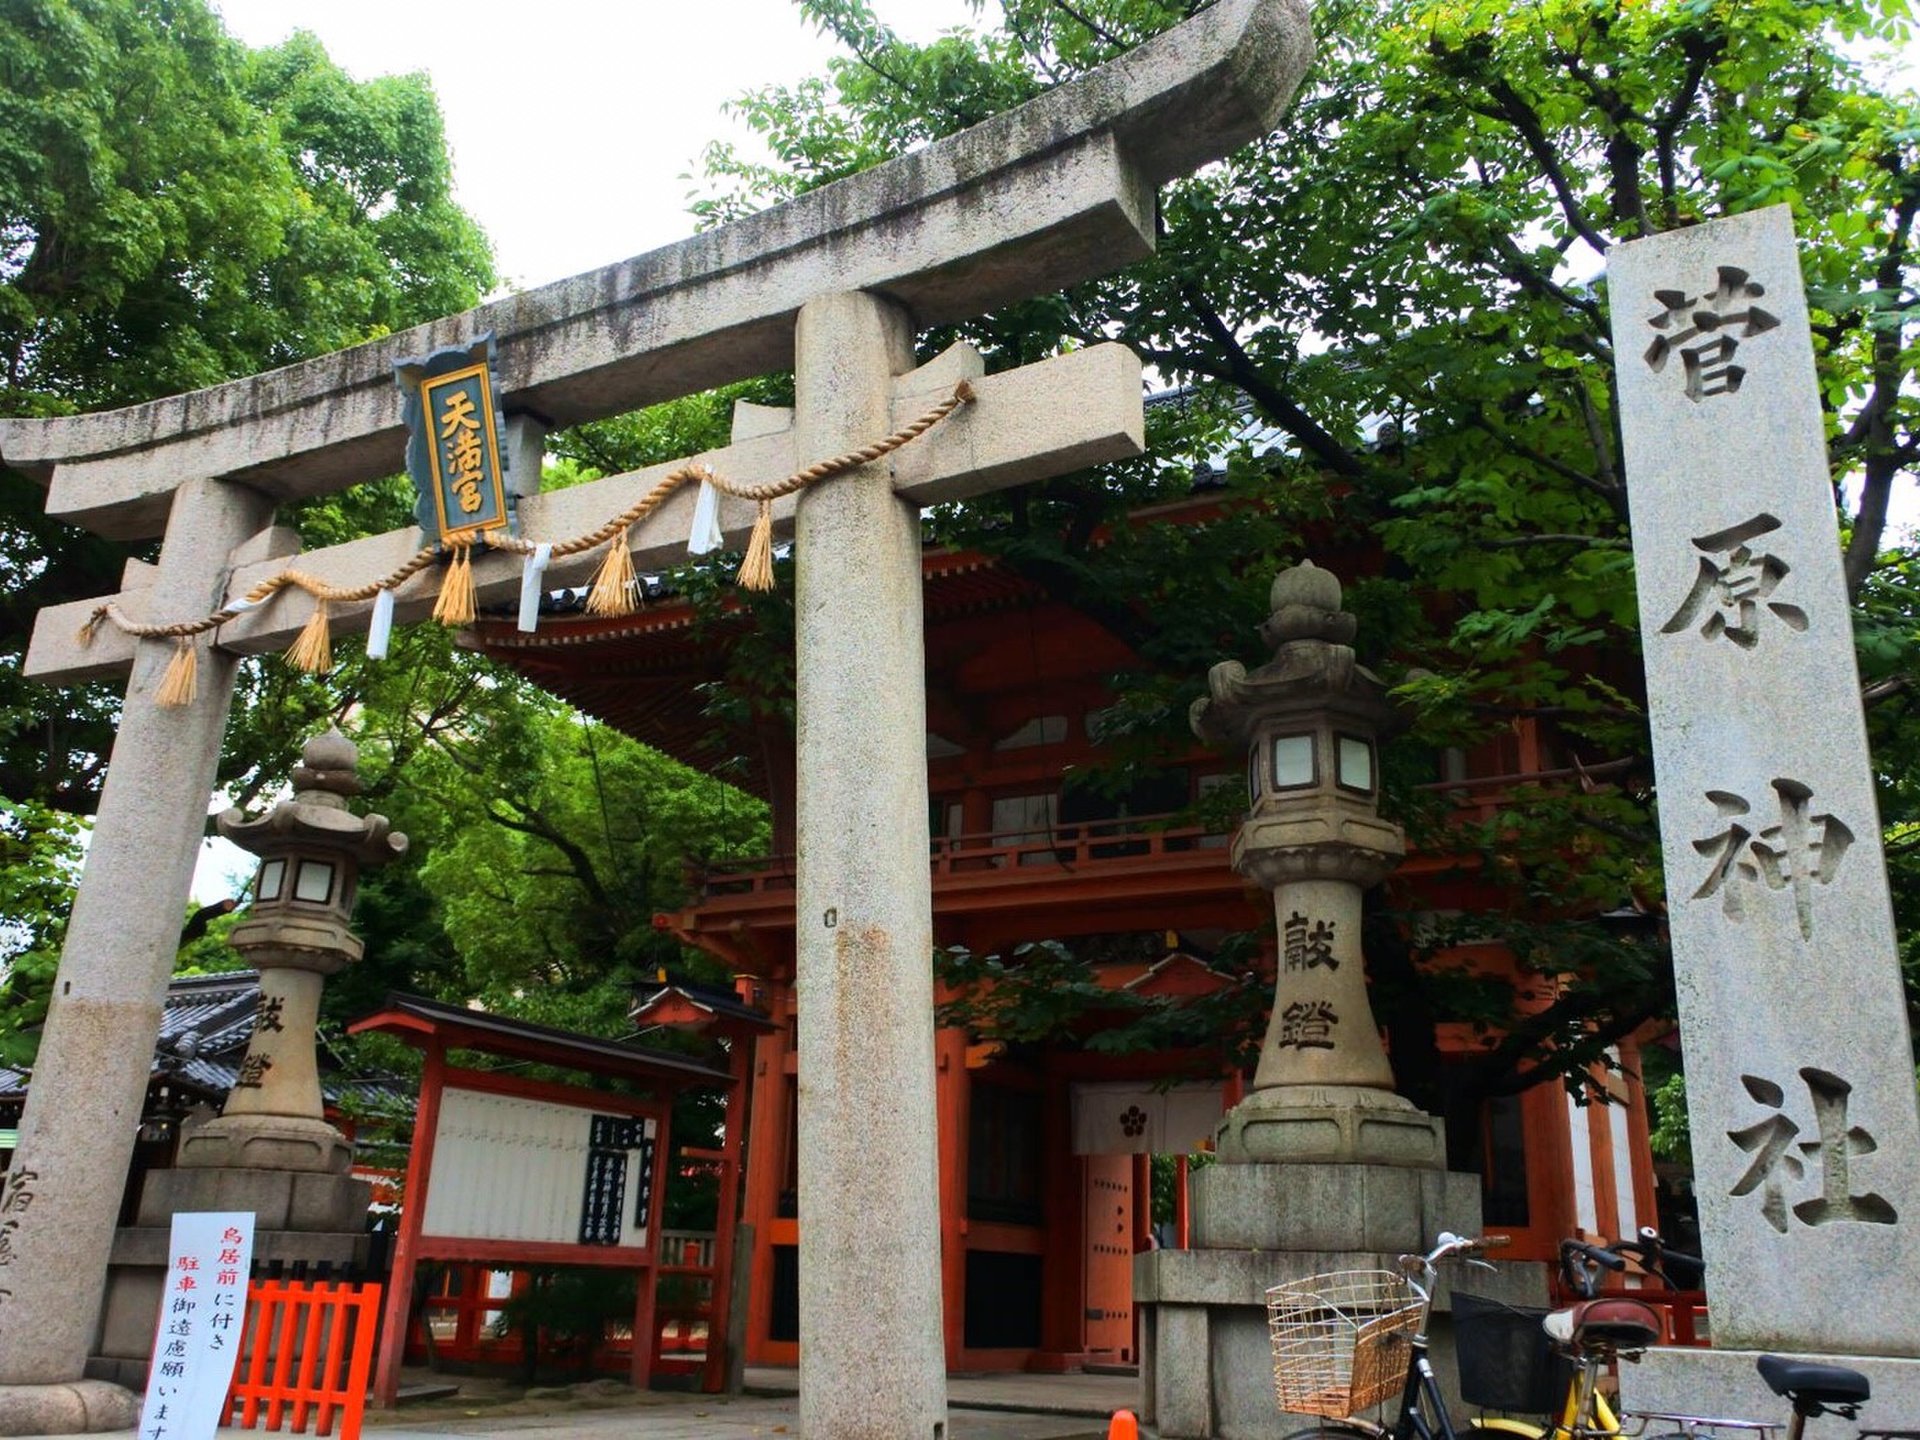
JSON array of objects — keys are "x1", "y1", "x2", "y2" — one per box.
[{"x1": 11, "y1": 1370, "x2": 1137, "y2": 1440}]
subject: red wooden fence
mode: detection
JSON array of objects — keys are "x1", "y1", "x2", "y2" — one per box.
[{"x1": 222, "y1": 1280, "x2": 382, "y2": 1440}]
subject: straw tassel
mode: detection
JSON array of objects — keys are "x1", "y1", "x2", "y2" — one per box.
[
  {"x1": 432, "y1": 543, "x2": 477, "y2": 626},
  {"x1": 585, "y1": 526, "x2": 637, "y2": 617},
  {"x1": 155, "y1": 638, "x2": 199, "y2": 708},
  {"x1": 736, "y1": 501, "x2": 776, "y2": 592},
  {"x1": 286, "y1": 599, "x2": 333, "y2": 674},
  {"x1": 77, "y1": 607, "x2": 108, "y2": 647}
]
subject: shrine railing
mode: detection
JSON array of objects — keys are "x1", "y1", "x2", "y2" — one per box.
[
  {"x1": 1412, "y1": 760, "x2": 1643, "y2": 826},
  {"x1": 687, "y1": 766, "x2": 1619, "y2": 901},
  {"x1": 652, "y1": 1228, "x2": 719, "y2": 1373},
  {"x1": 692, "y1": 812, "x2": 1228, "y2": 898}
]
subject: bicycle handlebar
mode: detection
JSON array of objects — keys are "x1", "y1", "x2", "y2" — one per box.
[
  {"x1": 1611, "y1": 1228, "x2": 1705, "y2": 1290},
  {"x1": 1559, "y1": 1239, "x2": 1626, "y2": 1298},
  {"x1": 1396, "y1": 1233, "x2": 1512, "y2": 1299}
]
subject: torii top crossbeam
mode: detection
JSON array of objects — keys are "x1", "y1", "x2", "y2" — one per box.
[{"x1": 2, "y1": 0, "x2": 1308, "y2": 542}]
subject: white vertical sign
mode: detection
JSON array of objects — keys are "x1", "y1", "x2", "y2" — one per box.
[{"x1": 139, "y1": 1211, "x2": 255, "y2": 1440}]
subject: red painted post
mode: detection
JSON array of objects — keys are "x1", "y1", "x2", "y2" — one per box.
[
  {"x1": 290, "y1": 1283, "x2": 326, "y2": 1432},
  {"x1": 372, "y1": 1037, "x2": 446, "y2": 1406},
  {"x1": 1173, "y1": 1154, "x2": 1191, "y2": 1250},
  {"x1": 1108, "y1": 1410, "x2": 1140, "y2": 1439},
  {"x1": 631, "y1": 1099, "x2": 673, "y2": 1390},
  {"x1": 739, "y1": 985, "x2": 792, "y2": 1364},
  {"x1": 701, "y1": 1030, "x2": 753, "y2": 1392}
]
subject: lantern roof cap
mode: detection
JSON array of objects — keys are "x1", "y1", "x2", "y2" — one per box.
[
  {"x1": 1191, "y1": 562, "x2": 1403, "y2": 746},
  {"x1": 217, "y1": 727, "x2": 405, "y2": 866},
  {"x1": 291, "y1": 727, "x2": 362, "y2": 803}
]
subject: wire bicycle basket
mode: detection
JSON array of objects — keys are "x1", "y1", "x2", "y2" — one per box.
[{"x1": 1268, "y1": 1269, "x2": 1426, "y2": 1419}]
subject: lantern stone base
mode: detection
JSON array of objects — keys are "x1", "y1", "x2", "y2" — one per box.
[
  {"x1": 174, "y1": 1112, "x2": 352, "y2": 1174},
  {"x1": 79, "y1": 1166, "x2": 376, "y2": 1390},
  {"x1": 89, "y1": 1224, "x2": 373, "y2": 1390},
  {"x1": 1135, "y1": 1171, "x2": 1547, "y2": 1439},
  {"x1": 88, "y1": 1189, "x2": 374, "y2": 1391},
  {"x1": 1214, "y1": 1084, "x2": 1445, "y2": 1168},
  {"x1": 1193, "y1": 1159, "x2": 1463, "y2": 1252},
  {"x1": 135, "y1": 1164, "x2": 369, "y2": 1230}
]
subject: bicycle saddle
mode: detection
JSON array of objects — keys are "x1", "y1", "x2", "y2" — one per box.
[
  {"x1": 1543, "y1": 1297, "x2": 1663, "y2": 1349},
  {"x1": 1757, "y1": 1354, "x2": 1870, "y2": 1415}
]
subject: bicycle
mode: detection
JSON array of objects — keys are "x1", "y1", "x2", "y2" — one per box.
[
  {"x1": 1268, "y1": 1230, "x2": 1877, "y2": 1440},
  {"x1": 1268, "y1": 1230, "x2": 1510, "y2": 1440},
  {"x1": 1454, "y1": 1228, "x2": 1875, "y2": 1440}
]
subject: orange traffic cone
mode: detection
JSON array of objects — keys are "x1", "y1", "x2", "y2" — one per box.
[{"x1": 1108, "y1": 1410, "x2": 1140, "y2": 1439}]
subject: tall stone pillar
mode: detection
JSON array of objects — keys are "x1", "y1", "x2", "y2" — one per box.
[
  {"x1": 1610, "y1": 206, "x2": 1920, "y2": 1428},
  {"x1": 791, "y1": 292, "x2": 948, "y2": 1440},
  {"x1": 0, "y1": 478, "x2": 273, "y2": 1434}
]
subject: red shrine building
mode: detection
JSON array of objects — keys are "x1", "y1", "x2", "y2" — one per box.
[{"x1": 472, "y1": 493, "x2": 1665, "y2": 1375}]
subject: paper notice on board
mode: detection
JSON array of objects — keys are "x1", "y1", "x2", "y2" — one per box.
[{"x1": 139, "y1": 1211, "x2": 255, "y2": 1440}]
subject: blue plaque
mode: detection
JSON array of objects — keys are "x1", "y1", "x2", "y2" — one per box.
[{"x1": 395, "y1": 336, "x2": 511, "y2": 546}]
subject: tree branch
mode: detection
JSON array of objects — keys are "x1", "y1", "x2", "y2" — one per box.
[
  {"x1": 1467, "y1": 412, "x2": 1627, "y2": 517},
  {"x1": 1046, "y1": 0, "x2": 1125, "y2": 49},
  {"x1": 1482, "y1": 533, "x2": 1628, "y2": 549},
  {"x1": 1840, "y1": 176, "x2": 1920, "y2": 596},
  {"x1": 1483, "y1": 227, "x2": 1607, "y2": 333},
  {"x1": 1176, "y1": 282, "x2": 1371, "y2": 479},
  {"x1": 1864, "y1": 674, "x2": 1912, "y2": 707},
  {"x1": 483, "y1": 799, "x2": 616, "y2": 911},
  {"x1": 1475, "y1": 78, "x2": 1613, "y2": 254},
  {"x1": 1652, "y1": 33, "x2": 1721, "y2": 227}
]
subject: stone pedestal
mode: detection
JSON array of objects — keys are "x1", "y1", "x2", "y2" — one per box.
[
  {"x1": 1216, "y1": 1085, "x2": 1445, "y2": 1168},
  {"x1": 1137, "y1": 1165, "x2": 1542, "y2": 1439},
  {"x1": 87, "y1": 1167, "x2": 373, "y2": 1389}
]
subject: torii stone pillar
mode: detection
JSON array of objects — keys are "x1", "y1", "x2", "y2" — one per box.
[
  {"x1": 0, "y1": 6, "x2": 1312, "y2": 1433},
  {"x1": 791, "y1": 293, "x2": 946, "y2": 1433},
  {"x1": 0, "y1": 480, "x2": 270, "y2": 1433}
]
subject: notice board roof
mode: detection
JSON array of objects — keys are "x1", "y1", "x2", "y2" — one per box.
[{"x1": 350, "y1": 991, "x2": 734, "y2": 1091}]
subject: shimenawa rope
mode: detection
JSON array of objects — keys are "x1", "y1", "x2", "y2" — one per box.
[{"x1": 79, "y1": 382, "x2": 974, "y2": 707}]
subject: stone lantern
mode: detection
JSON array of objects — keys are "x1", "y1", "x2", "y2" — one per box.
[
  {"x1": 174, "y1": 729, "x2": 407, "y2": 1174},
  {"x1": 1190, "y1": 561, "x2": 1443, "y2": 1167}
]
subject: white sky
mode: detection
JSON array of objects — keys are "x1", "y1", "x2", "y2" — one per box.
[
  {"x1": 211, "y1": 2, "x2": 1920, "y2": 295},
  {"x1": 214, "y1": 0, "x2": 981, "y2": 292}
]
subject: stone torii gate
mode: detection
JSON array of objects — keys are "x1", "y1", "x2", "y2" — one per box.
[{"x1": 0, "y1": 5, "x2": 1310, "y2": 1434}]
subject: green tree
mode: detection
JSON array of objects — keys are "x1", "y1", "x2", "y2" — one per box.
[
  {"x1": 0, "y1": 0, "x2": 495, "y2": 816},
  {"x1": 0, "y1": 0, "x2": 494, "y2": 1061},
  {"x1": 0, "y1": 798, "x2": 84, "y2": 1065},
  {"x1": 686, "y1": 0, "x2": 1920, "y2": 1102}
]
